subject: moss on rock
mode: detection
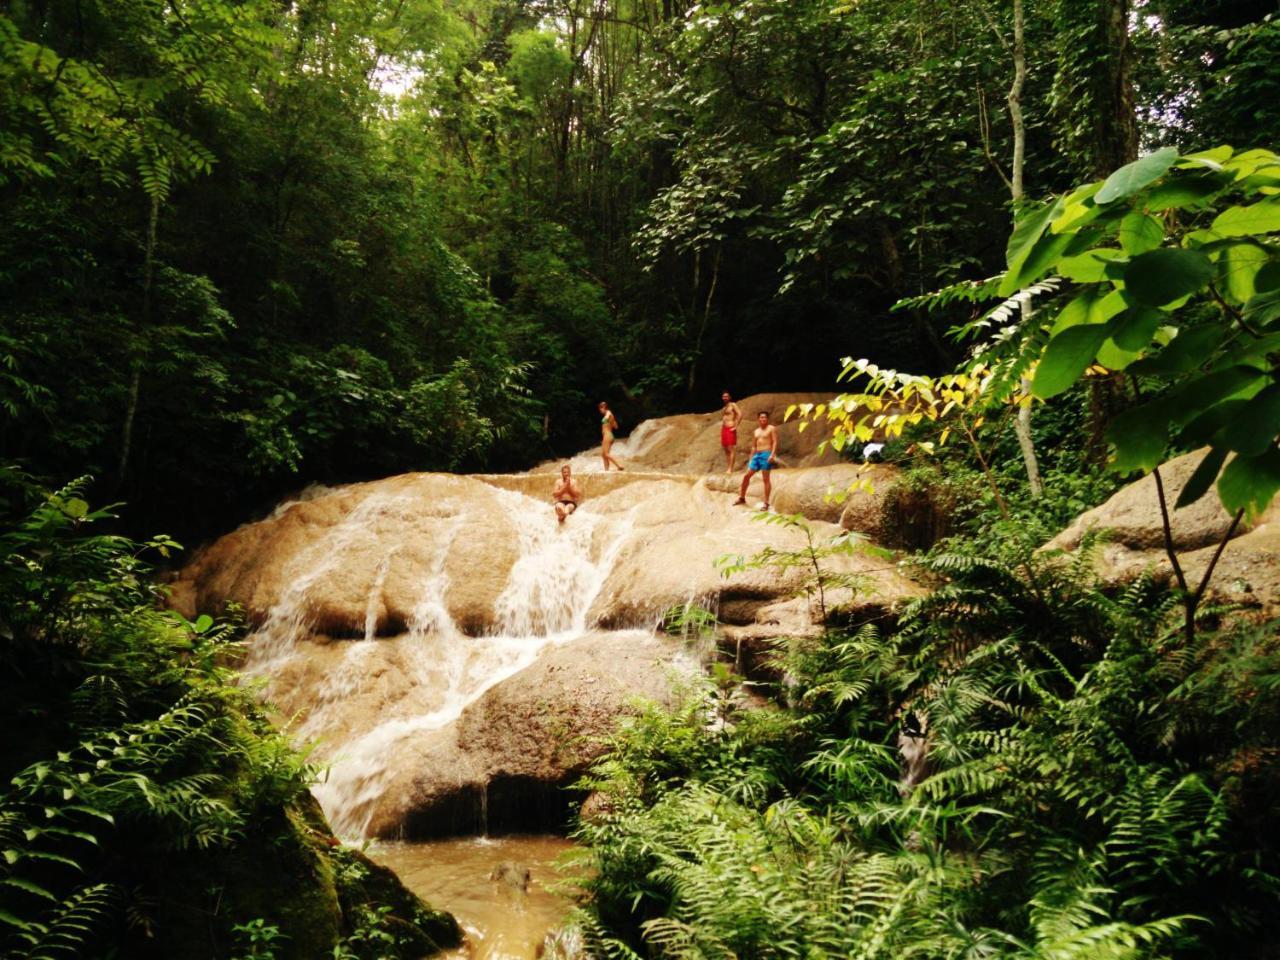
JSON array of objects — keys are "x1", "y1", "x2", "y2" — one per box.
[{"x1": 331, "y1": 846, "x2": 463, "y2": 958}]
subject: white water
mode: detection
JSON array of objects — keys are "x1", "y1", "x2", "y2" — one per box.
[{"x1": 241, "y1": 484, "x2": 641, "y2": 838}]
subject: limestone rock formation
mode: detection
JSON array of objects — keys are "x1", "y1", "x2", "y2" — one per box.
[
  {"x1": 171, "y1": 478, "x2": 916, "y2": 640},
  {"x1": 1045, "y1": 448, "x2": 1279, "y2": 616},
  {"x1": 312, "y1": 632, "x2": 691, "y2": 839},
  {"x1": 170, "y1": 392, "x2": 923, "y2": 839},
  {"x1": 544, "y1": 391, "x2": 849, "y2": 476}
]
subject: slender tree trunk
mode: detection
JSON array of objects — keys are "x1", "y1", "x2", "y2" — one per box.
[
  {"x1": 117, "y1": 194, "x2": 159, "y2": 487},
  {"x1": 688, "y1": 245, "x2": 721, "y2": 393},
  {"x1": 1008, "y1": 0, "x2": 1026, "y2": 201},
  {"x1": 878, "y1": 221, "x2": 950, "y2": 367},
  {"x1": 1007, "y1": 0, "x2": 1043, "y2": 496}
]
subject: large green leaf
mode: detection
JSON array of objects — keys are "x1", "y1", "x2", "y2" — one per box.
[
  {"x1": 1110, "y1": 306, "x2": 1162, "y2": 351},
  {"x1": 1032, "y1": 324, "x2": 1111, "y2": 399},
  {"x1": 1217, "y1": 384, "x2": 1280, "y2": 456},
  {"x1": 1049, "y1": 290, "x2": 1096, "y2": 334},
  {"x1": 1216, "y1": 332, "x2": 1280, "y2": 369},
  {"x1": 1050, "y1": 288, "x2": 1126, "y2": 335},
  {"x1": 1095, "y1": 147, "x2": 1179, "y2": 205},
  {"x1": 1058, "y1": 249, "x2": 1127, "y2": 283},
  {"x1": 1175, "y1": 447, "x2": 1228, "y2": 509},
  {"x1": 1052, "y1": 181, "x2": 1105, "y2": 232},
  {"x1": 1180, "y1": 398, "x2": 1248, "y2": 446},
  {"x1": 998, "y1": 229, "x2": 1074, "y2": 297},
  {"x1": 1144, "y1": 174, "x2": 1226, "y2": 212},
  {"x1": 1243, "y1": 287, "x2": 1280, "y2": 328},
  {"x1": 1107, "y1": 403, "x2": 1169, "y2": 473},
  {"x1": 1129, "y1": 326, "x2": 1226, "y2": 375},
  {"x1": 1178, "y1": 146, "x2": 1233, "y2": 169},
  {"x1": 1005, "y1": 198, "x2": 1063, "y2": 272},
  {"x1": 1256, "y1": 261, "x2": 1280, "y2": 292},
  {"x1": 1166, "y1": 366, "x2": 1267, "y2": 427},
  {"x1": 1096, "y1": 337, "x2": 1143, "y2": 371},
  {"x1": 1118, "y1": 212, "x2": 1163, "y2": 255},
  {"x1": 1219, "y1": 448, "x2": 1280, "y2": 517},
  {"x1": 1123, "y1": 248, "x2": 1215, "y2": 307},
  {"x1": 1210, "y1": 198, "x2": 1280, "y2": 237},
  {"x1": 1220, "y1": 241, "x2": 1270, "y2": 304}
]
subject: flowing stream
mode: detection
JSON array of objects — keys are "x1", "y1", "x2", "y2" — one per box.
[{"x1": 239, "y1": 485, "x2": 653, "y2": 952}]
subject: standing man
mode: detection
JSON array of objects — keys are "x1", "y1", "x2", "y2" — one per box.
[
  {"x1": 552, "y1": 464, "x2": 582, "y2": 524},
  {"x1": 719, "y1": 391, "x2": 742, "y2": 473},
  {"x1": 734, "y1": 411, "x2": 778, "y2": 510}
]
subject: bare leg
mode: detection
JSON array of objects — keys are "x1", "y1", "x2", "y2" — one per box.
[
  {"x1": 736, "y1": 470, "x2": 755, "y2": 504},
  {"x1": 724, "y1": 446, "x2": 736, "y2": 473},
  {"x1": 555, "y1": 503, "x2": 566, "y2": 524},
  {"x1": 762, "y1": 471, "x2": 772, "y2": 509},
  {"x1": 603, "y1": 436, "x2": 624, "y2": 471}
]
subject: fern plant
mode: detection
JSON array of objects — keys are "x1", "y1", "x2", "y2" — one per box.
[{"x1": 574, "y1": 527, "x2": 1280, "y2": 959}]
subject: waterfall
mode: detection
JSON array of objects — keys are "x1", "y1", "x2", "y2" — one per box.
[{"x1": 244, "y1": 485, "x2": 638, "y2": 838}]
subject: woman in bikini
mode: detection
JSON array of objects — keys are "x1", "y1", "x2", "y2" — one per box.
[{"x1": 598, "y1": 401, "x2": 624, "y2": 471}]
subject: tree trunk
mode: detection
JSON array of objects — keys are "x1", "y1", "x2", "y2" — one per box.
[
  {"x1": 688, "y1": 245, "x2": 721, "y2": 393},
  {"x1": 1093, "y1": 0, "x2": 1139, "y2": 177},
  {"x1": 1007, "y1": 0, "x2": 1043, "y2": 497},
  {"x1": 117, "y1": 193, "x2": 159, "y2": 487},
  {"x1": 1008, "y1": 0, "x2": 1027, "y2": 201}
]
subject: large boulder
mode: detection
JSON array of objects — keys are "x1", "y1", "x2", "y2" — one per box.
[
  {"x1": 587, "y1": 474, "x2": 919, "y2": 629},
  {"x1": 172, "y1": 473, "x2": 523, "y2": 636},
  {"x1": 1045, "y1": 449, "x2": 1280, "y2": 616},
  {"x1": 543, "y1": 392, "x2": 851, "y2": 475},
  {"x1": 172, "y1": 469, "x2": 919, "y2": 642},
  {"x1": 314, "y1": 631, "x2": 692, "y2": 838},
  {"x1": 1046, "y1": 449, "x2": 1257, "y2": 553}
]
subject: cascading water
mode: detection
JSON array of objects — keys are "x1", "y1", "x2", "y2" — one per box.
[{"x1": 243, "y1": 484, "x2": 638, "y2": 839}]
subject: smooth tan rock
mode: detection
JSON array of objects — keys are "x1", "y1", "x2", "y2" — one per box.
[
  {"x1": 585, "y1": 477, "x2": 919, "y2": 630},
  {"x1": 1045, "y1": 449, "x2": 1279, "y2": 617},
  {"x1": 1046, "y1": 449, "x2": 1254, "y2": 553},
  {"x1": 177, "y1": 470, "x2": 919, "y2": 641},
  {"x1": 170, "y1": 399, "x2": 926, "y2": 839},
  {"x1": 345, "y1": 631, "x2": 692, "y2": 837},
  {"x1": 540, "y1": 392, "x2": 852, "y2": 476},
  {"x1": 177, "y1": 474, "x2": 522, "y2": 636}
]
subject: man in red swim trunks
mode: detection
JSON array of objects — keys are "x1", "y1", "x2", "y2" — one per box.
[{"x1": 719, "y1": 391, "x2": 742, "y2": 473}]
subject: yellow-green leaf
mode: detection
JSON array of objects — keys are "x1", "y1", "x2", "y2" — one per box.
[{"x1": 1210, "y1": 198, "x2": 1280, "y2": 237}]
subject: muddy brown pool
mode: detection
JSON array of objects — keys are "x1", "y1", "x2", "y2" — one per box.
[{"x1": 368, "y1": 835, "x2": 579, "y2": 959}]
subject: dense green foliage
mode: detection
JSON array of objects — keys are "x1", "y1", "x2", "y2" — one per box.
[
  {"x1": 565, "y1": 135, "x2": 1280, "y2": 958},
  {"x1": 570, "y1": 529, "x2": 1280, "y2": 958},
  {"x1": 3, "y1": 0, "x2": 1276, "y2": 541},
  {"x1": 2, "y1": 0, "x2": 1278, "y2": 957},
  {"x1": 0, "y1": 475, "x2": 459, "y2": 958}
]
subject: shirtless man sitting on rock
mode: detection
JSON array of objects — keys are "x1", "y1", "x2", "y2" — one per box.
[
  {"x1": 735, "y1": 411, "x2": 779, "y2": 511},
  {"x1": 552, "y1": 465, "x2": 582, "y2": 524}
]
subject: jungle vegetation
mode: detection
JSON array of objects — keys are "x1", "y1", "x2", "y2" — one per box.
[{"x1": 1, "y1": 0, "x2": 1278, "y2": 957}]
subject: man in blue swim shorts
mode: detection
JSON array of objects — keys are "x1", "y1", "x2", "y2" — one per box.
[{"x1": 734, "y1": 411, "x2": 779, "y2": 510}]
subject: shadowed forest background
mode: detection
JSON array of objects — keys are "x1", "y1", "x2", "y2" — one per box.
[{"x1": 2, "y1": 0, "x2": 1275, "y2": 541}]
